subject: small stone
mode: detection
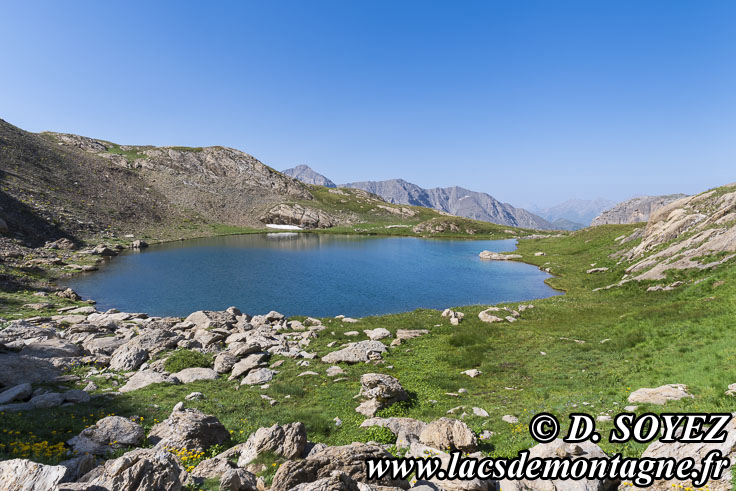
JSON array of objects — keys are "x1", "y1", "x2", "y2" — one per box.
[{"x1": 502, "y1": 415, "x2": 519, "y2": 424}]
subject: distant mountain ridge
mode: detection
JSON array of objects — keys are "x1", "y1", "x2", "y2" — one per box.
[
  {"x1": 341, "y1": 179, "x2": 554, "y2": 230},
  {"x1": 530, "y1": 198, "x2": 616, "y2": 227},
  {"x1": 282, "y1": 165, "x2": 336, "y2": 188},
  {"x1": 592, "y1": 194, "x2": 687, "y2": 226}
]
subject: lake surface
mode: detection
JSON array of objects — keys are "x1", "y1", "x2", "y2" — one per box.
[{"x1": 68, "y1": 234, "x2": 560, "y2": 318}]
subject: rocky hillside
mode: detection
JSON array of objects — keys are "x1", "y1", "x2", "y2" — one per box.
[
  {"x1": 342, "y1": 179, "x2": 553, "y2": 230},
  {"x1": 282, "y1": 165, "x2": 336, "y2": 188},
  {"x1": 591, "y1": 194, "x2": 686, "y2": 226},
  {"x1": 616, "y1": 184, "x2": 736, "y2": 282},
  {"x1": 0, "y1": 119, "x2": 188, "y2": 247},
  {"x1": 42, "y1": 131, "x2": 312, "y2": 231}
]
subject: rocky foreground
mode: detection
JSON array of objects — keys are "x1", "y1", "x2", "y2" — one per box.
[{"x1": 1, "y1": 297, "x2": 735, "y2": 490}]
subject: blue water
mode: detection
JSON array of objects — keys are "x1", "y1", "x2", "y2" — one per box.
[{"x1": 67, "y1": 234, "x2": 560, "y2": 318}]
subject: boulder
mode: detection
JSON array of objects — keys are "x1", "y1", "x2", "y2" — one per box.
[
  {"x1": 119, "y1": 370, "x2": 179, "y2": 393},
  {"x1": 0, "y1": 459, "x2": 67, "y2": 490},
  {"x1": 148, "y1": 408, "x2": 230, "y2": 452},
  {"x1": 637, "y1": 414, "x2": 736, "y2": 490},
  {"x1": 478, "y1": 251, "x2": 521, "y2": 260},
  {"x1": 271, "y1": 443, "x2": 409, "y2": 491},
  {"x1": 109, "y1": 345, "x2": 149, "y2": 371},
  {"x1": 418, "y1": 418, "x2": 477, "y2": 452},
  {"x1": 131, "y1": 240, "x2": 148, "y2": 249},
  {"x1": 190, "y1": 457, "x2": 236, "y2": 480},
  {"x1": 627, "y1": 384, "x2": 693, "y2": 405},
  {"x1": 237, "y1": 422, "x2": 307, "y2": 467},
  {"x1": 498, "y1": 439, "x2": 616, "y2": 491},
  {"x1": 220, "y1": 467, "x2": 259, "y2": 491},
  {"x1": 229, "y1": 353, "x2": 269, "y2": 379},
  {"x1": 321, "y1": 341, "x2": 387, "y2": 364},
  {"x1": 395, "y1": 330, "x2": 429, "y2": 341},
  {"x1": 214, "y1": 352, "x2": 238, "y2": 374},
  {"x1": 241, "y1": 368, "x2": 275, "y2": 385},
  {"x1": 69, "y1": 448, "x2": 185, "y2": 490},
  {"x1": 0, "y1": 383, "x2": 32, "y2": 404},
  {"x1": 64, "y1": 389, "x2": 91, "y2": 404},
  {"x1": 172, "y1": 367, "x2": 218, "y2": 384},
  {"x1": 20, "y1": 338, "x2": 82, "y2": 358},
  {"x1": 0, "y1": 352, "x2": 61, "y2": 386},
  {"x1": 67, "y1": 416, "x2": 145, "y2": 455},
  {"x1": 478, "y1": 309, "x2": 504, "y2": 323},
  {"x1": 355, "y1": 373, "x2": 409, "y2": 417},
  {"x1": 185, "y1": 309, "x2": 239, "y2": 330},
  {"x1": 364, "y1": 328, "x2": 391, "y2": 340}
]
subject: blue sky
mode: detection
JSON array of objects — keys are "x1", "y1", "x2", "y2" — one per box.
[{"x1": 1, "y1": 1, "x2": 734, "y2": 207}]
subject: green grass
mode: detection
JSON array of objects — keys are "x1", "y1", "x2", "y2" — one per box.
[
  {"x1": 105, "y1": 143, "x2": 148, "y2": 161},
  {"x1": 163, "y1": 349, "x2": 213, "y2": 373},
  {"x1": 2, "y1": 221, "x2": 735, "y2": 472}
]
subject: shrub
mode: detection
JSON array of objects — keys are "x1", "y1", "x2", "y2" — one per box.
[
  {"x1": 163, "y1": 349, "x2": 212, "y2": 373},
  {"x1": 364, "y1": 426, "x2": 396, "y2": 444}
]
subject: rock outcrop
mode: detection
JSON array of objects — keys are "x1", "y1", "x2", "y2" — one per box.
[
  {"x1": 592, "y1": 194, "x2": 687, "y2": 225},
  {"x1": 260, "y1": 203, "x2": 337, "y2": 229}
]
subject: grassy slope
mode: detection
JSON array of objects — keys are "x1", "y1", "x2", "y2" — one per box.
[{"x1": 3, "y1": 222, "x2": 735, "y2": 471}]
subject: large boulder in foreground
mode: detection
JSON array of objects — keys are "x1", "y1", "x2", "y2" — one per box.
[
  {"x1": 148, "y1": 407, "x2": 229, "y2": 452},
  {"x1": 637, "y1": 414, "x2": 736, "y2": 491},
  {"x1": 419, "y1": 417, "x2": 477, "y2": 452},
  {"x1": 237, "y1": 422, "x2": 307, "y2": 467},
  {"x1": 67, "y1": 416, "x2": 145, "y2": 455},
  {"x1": 498, "y1": 439, "x2": 617, "y2": 491},
  {"x1": 66, "y1": 448, "x2": 186, "y2": 491},
  {"x1": 321, "y1": 340, "x2": 387, "y2": 364},
  {"x1": 271, "y1": 443, "x2": 409, "y2": 491},
  {"x1": 355, "y1": 373, "x2": 409, "y2": 417},
  {"x1": 0, "y1": 459, "x2": 67, "y2": 490}
]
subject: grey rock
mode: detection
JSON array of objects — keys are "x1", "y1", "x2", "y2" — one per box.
[
  {"x1": 148, "y1": 408, "x2": 230, "y2": 452},
  {"x1": 0, "y1": 383, "x2": 32, "y2": 404},
  {"x1": 321, "y1": 341, "x2": 387, "y2": 364},
  {"x1": 172, "y1": 367, "x2": 218, "y2": 384},
  {"x1": 418, "y1": 418, "x2": 477, "y2": 452},
  {"x1": 0, "y1": 458, "x2": 67, "y2": 490},
  {"x1": 67, "y1": 416, "x2": 145, "y2": 455},
  {"x1": 72, "y1": 448, "x2": 185, "y2": 491},
  {"x1": 237, "y1": 422, "x2": 307, "y2": 467},
  {"x1": 119, "y1": 370, "x2": 179, "y2": 393},
  {"x1": 241, "y1": 368, "x2": 274, "y2": 385},
  {"x1": 282, "y1": 165, "x2": 337, "y2": 188},
  {"x1": 355, "y1": 373, "x2": 408, "y2": 417}
]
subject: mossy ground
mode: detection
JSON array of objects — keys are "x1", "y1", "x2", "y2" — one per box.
[{"x1": 1, "y1": 223, "x2": 735, "y2": 479}]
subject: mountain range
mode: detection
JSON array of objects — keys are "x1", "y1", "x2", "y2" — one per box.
[{"x1": 282, "y1": 165, "x2": 619, "y2": 230}]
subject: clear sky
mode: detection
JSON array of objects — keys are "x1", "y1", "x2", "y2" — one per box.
[{"x1": 1, "y1": 1, "x2": 734, "y2": 207}]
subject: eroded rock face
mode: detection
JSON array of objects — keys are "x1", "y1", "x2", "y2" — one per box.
[
  {"x1": 497, "y1": 439, "x2": 617, "y2": 491},
  {"x1": 271, "y1": 443, "x2": 409, "y2": 491},
  {"x1": 69, "y1": 448, "x2": 186, "y2": 491},
  {"x1": 237, "y1": 422, "x2": 307, "y2": 467},
  {"x1": 0, "y1": 459, "x2": 68, "y2": 490},
  {"x1": 321, "y1": 341, "x2": 387, "y2": 364},
  {"x1": 260, "y1": 203, "x2": 337, "y2": 229},
  {"x1": 418, "y1": 418, "x2": 477, "y2": 452},
  {"x1": 67, "y1": 416, "x2": 145, "y2": 455},
  {"x1": 148, "y1": 408, "x2": 230, "y2": 452},
  {"x1": 355, "y1": 373, "x2": 409, "y2": 417}
]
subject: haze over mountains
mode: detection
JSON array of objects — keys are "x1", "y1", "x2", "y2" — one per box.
[{"x1": 283, "y1": 165, "x2": 618, "y2": 230}]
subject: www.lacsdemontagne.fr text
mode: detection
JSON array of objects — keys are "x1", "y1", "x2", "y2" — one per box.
[{"x1": 365, "y1": 449, "x2": 730, "y2": 487}]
